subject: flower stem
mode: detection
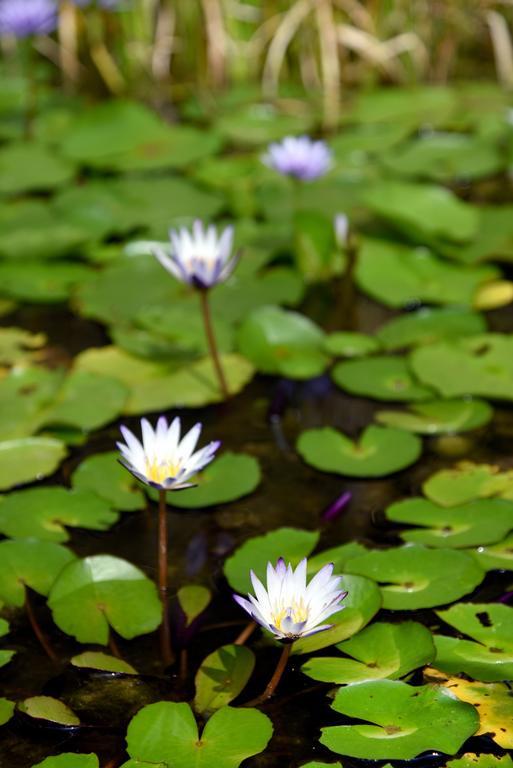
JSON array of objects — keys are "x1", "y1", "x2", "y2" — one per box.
[
  {"x1": 234, "y1": 620, "x2": 257, "y2": 646},
  {"x1": 199, "y1": 289, "x2": 229, "y2": 399},
  {"x1": 25, "y1": 589, "x2": 58, "y2": 662},
  {"x1": 158, "y1": 488, "x2": 174, "y2": 667},
  {"x1": 250, "y1": 642, "x2": 293, "y2": 705}
]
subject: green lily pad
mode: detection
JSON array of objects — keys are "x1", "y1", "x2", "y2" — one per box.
[
  {"x1": 293, "y1": 574, "x2": 382, "y2": 655},
  {"x1": 320, "y1": 679, "x2": 479, "y2": 760},
  {"x1": 332, "y1": 121, "x2": 412, "y2": 163},
  {"x1": 347, "y1": 86, "x2": 456, "y2": 126},
  {"x1": 48, "y1": 555, "x2": 162, "y2": 644},
  {"x1": 170, "y1": 453, "x2": 261, "y2": 509},
  {"x1": 324, "y1": 332, "x2": 380, "y2": 358},
  {"x1": 447, "y1": 756, "x2": 513, "y2": 768},
  {"x1": 137, "y1": 305, "x2": 234, "y2": 357},
  {"x1": 61, "y1": 100, "x2": 222, "y2": 171},
  {"x1": 297, "y1": 426, "x2": 422, "y2": 478},
  {"x1": 194, "y1": 644, "x2": 255, "y2": 714},
  {"x1": 72, "y1": 452, "x2": 145, "y2": 512},
  {"x1": 410, "y1": 334, "x2": 513, "y2": 401},
  {"x1": 125, "y1": 702, "x2": 273, "y2": 768},
  {"x1": 385, "y1": 497, "x2": 513, "y2": 548},
  {"x1": 177, "y1": 585, "x2": 212, "y2": 627},
  {"x1": 224, "y1": 527, "x2": 319, "y2": 594},
  {"x1": 215, "y1": 103, "x2": 314, "y2": 145},
  {"x1": 293, "y1": 210, "x2": 345, "y2": 282},
  {"x1": 71, "y1": 651, "x2": 137, "y2": 675},
  {"x1": 0, "y1": 367, "x2": 64, "y2": 439},
  {"x1": 0, "y1": 487, "x2": 118, "y2": 542},
  {"x1": 0, "y1": 142, "x2": 75, "y2": 196},
  {"x1": 423, "y1": 462, "x2": 513, "y2": 507},
  {"x1": 439, "y1": 205, "x2": 513, "y2": 265},
  {"x1": 356, "y1": 239, "x2": 498, "y2": 309},
  {"x1": 0, "y1": 698, "x2": 14, "y2": 726},
  {"x1": 0, "y1": 327, "x2": 46, "y2": 366},
  {"x1": 376, "y1": 399, "x2": 493, "y2": 435},
  {"x1": 299, "y1": 762, "x2": 343, "y2": 768},
  {"x1": 18, "y1": 697, "x2": 80, "y2": 726},
  {"x1": 31, "y1": 755, "x2": 99, "y2": 768},
  {"x1": 469, "y1": 532, "x2": 513, "y2": 571},
  {"x1": 332, "y1": 356, "x2": 433, "y2": 402},
  {"x1": 0, "y1": 538, "x2": 75, "y2": 607},
  {"x1": 0, "y1": 437, "x2": 68, "y2": 490},
  {"x1": 0, "y1": 616, "x2": 15, "y2": 668},
  {"x1": 345, "y1": 544, "x2": 484, "y2": 609},
  {"x1": 302, "y1": 621, "x2": 435, "y2": 683},
  {"x1": 237, "y1": 305, "x2": 328, "y2": 380},
  {"x1": 0, "y1": 261, "x2": 93, "y2": 304},
  {"x1": 433, "y1": 603, "x2": 513, "y2": 682},
  {"x1": 45, "y1": 370, "x2": 128, "y2": 431},
  {"x1": 307, "y1": 542, "x2": 369, "y2": 574},
  {"x1": 382, "y1": 133, "x2": 503, "y2": 182},
  {"x1": 363, "y1": 181, "x2": 479, "y2": 243},
  {"x1": 376, "y1": 308, "x2": 487, "y2": 351}
]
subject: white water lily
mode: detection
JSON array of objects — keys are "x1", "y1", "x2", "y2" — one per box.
[
  {"x1": 117, "y1": 416, "x2": 220, "y2": 490},
  {"x1": 153, "y1": 220, "x2": 237, "y2": 289},
  {"x1": 234, "y1": 558, "x2": 347, "y2": 641}
]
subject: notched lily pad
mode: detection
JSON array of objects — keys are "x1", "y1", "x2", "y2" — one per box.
[
  {"x1": 0, "y1": 539, "x2": 76, "y2": 607},
  {"x1": 332, "y1": 356, "x2": 433, "y2": 402},
  {"x1": 423, "y1": 462, "x2": 513, "y2": 507},
  {"x1": 0, "y1": 437, "x2": 67, "y2": 491},
  {"x1": 376, "y1": 399, "x2": 493, "y2": 435},
  {"x1": 376, "y1": 308, "x2": 487, "y2": 351},
  {"x1": 297, "y1": 425, "x2": 422, "y2": 478},
  {"x1": 72, "y1": 452, "x2": 145, "y2": 512},
  {"x1": 193, "y1": 644, "x2": 255, "y2": 714},
  {"x1": 177, "y1": 585, "x2": 212, "y2": 627},
  {"x1": 170, "y1": 452, "x2": 261, "y2": 509}
]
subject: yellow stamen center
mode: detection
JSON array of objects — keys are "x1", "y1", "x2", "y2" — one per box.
[
  {"x1": 272, "y1": 599, "x2": 308, "y2": 632},
  {"x1": 146, "y1": 459, "x2": 181, "y2": 485}
]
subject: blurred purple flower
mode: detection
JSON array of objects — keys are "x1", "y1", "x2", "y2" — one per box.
[
  {"x1": 72, "y1": 0, "x2": 121, "y2": 8},
  {"x1": 263, "y1": 136, "x2": 333, "y2": 181},
  {"x1": 322, "y1": 491, "x2": 352, "y2": 523},
  {"x1": 0, "y1": 0, "x2": 57, "y2": 37}
]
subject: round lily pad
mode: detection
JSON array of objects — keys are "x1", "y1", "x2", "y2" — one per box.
[
  {"x1": 293, "y1": 574, "x2": 382, "y2": 655},
  {"x1": 307, "y1": 542, "x2": 369, "y2": 574},
  {"x1": 376, "y1": 307, "x2": 487, "y2": 351},
  {"x1": 170, "y1": 452, "x2": 261, "y2": 509},
  {"x1": 302, "y1": 621, "x2": 435, "y2": 684},
  {"x1": 0, "y1": 261, "x2": 93, "y2": 304},
  {"x1": 320, "y1": 679, "x2": 479, "y2": 760},
  {"x1": 376, "y1": 399, "x2": 493, "y2": 435},
  {"x1": 72, "y1": 452, "x2": 145, "y2": 512},
  {"x1": 0, "y1": 487, "x2": 118, "y2": 542},
  {"x1": 332, "y1": 356, "x2": 433, "y2": 402},
  {"x1": 237, "y1": 305, "x2": 328, "y2": 380},
  {"x1": 410, "y1": 334, "x2": 513, "y2": 401},
  {"x1": 345, "y1": 544, "x2": 485, "y2": 609},
  {"x1": 31, "y1": 755, "x2": 99, "y2": 768},
  {"x1": 45, "y1": 370, "x2": 128, "y2": 431},
  {"x1": 0, "y1": 437, "x2": 67, "y2": 491},
  {"x1": 356, "y1": 239, "x2": 498, "y2": 309},
  {"x1": 0, "y1": 142, "x2": 75, "y2": 196},
  {"x1": 224, "y1": 527, "x2": 319, "y2": 594},
  {"x1": 447, "y1": 756, "x2": 513, "y2": 768},
  {"x1": 18, "y1": 697, "x2": 80, "y2": 726},
  {"x1": 0, "y1": 539, "x2": 76, "y2": 607},
  {"x1": 385, "y1": 497, "x2": 513, "y2": 548},
  {"x1": 433, "y1": 603, "x2": 513, "y2": 682},
  {"x1": 193, "y1": 644, "x2": 255, "y2": 714},
  {"x1": 125, "y1": 702, "x2": 273, "y2": 768},
  {"x1": 48, "y1": 555, "x2": 162, "y2": 644},
  {"x1": 71, "y1": 651, "x2": 137, "y2": 675},
  {"x1": 297, "y1": 425, "x2": 422, "y2": 478},
  {"x1": 423, "y1": 462, "x2": 513, "y2": 507},
  {"x1": 324, "y1": 332, "x2": 380, "y2": 358}
]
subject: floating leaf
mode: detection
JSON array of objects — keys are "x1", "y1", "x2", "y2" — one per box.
[
  {"x1": 0, "y1": 261, "x2": 92, "y2": 304},
  {"x1": 0, "y1": 539, "x2": 75, "y2": 607},
  {"x1": 356, "y1": 239, "x2": 497, "y2": 309},
  {"x1": 237, "y1": 305, "x2": 328, "y2": 380},
  {"x1": 473, "y1": 280, "x2": 513, "y2": 310},
  {"x1": 71, "y1": 651, "x2": 137, "y2": 675},
  {"x1": 428, "y1": 670, "x2": 513, "y2": 750},
  {"x1": 293, "y1": 574, "x2": 382, "y2": 655},
  {"x1": 0, "y1": 327, "x2": 46, "y2": 366},
  {"x1": 447, "y1": 756, "x2": 513, "y2": 768},
  {"x1": 0, "y1": 616, "x2": 15, "y2": 667},
  {"x1": 45, "y1": 370, "x2": 128, "y2": 431},
  {"x1": 0, "y1": 487, "x2": 118, "y2": 542},
  {"x1": 125, "y1": 702, "x2": 273, "y2": 768},
  {"x1": 376, "y1": 399, "x2": 493, "y2": 435},
  {"x1": 0, "y1": 698, "x2": 14, "y2": 726},
  {"x1": 302, "y1": 621, "x2": 435, "y2": 683},
  {"x1": 433, "y1": 603, "x2": 513, "y2": 682},
  {"x1": 0, "y1": 142, "x2": 75, "y2": 196},
  {"x1": 0, "y1": 437, "x2": 67, "y2": 490},
  {"x1": 177, "y1": 585, "x2": 212, "y2": 627},
  {"x1": 72, "y1": 452, "x2": 145, "y2": 512},
  {"x1": 411, "y1": 334, "x2": 513, "y2": 401},
  {"x1": 293, "y1": 210, "x2": 345, "y2": 282},
  {"x1": 347, "y1": 86, "x2": 456, "y2": 126},
  {"x1": 224, "y1": 527, "x2": 319, "y2": 594},
  {"x1": 385, "y1": 498, "x2": 513, "y2": 548},
  {"x1": 170, "y1": 453, "x2": 261, "y2": 509},
  {"x1": 324, "y1": 332, "x2": 380, "y2": 358},
  {"x1": 299, "y1": 762, "x2": 343, "y2": 768},
  {"x1": 376, "y1": 308, "x2": 487, "y2": 351},
  {"x1": 297, "y1": 426, "x2": 422, "y2": 478},
  {"x1": 31, "y1": 755, "x2": 99, "y2": 768},
  {"x1": 440, "y1": 205, "x2": 513, "y2": 265},
  {"x1": 18, "y1": 697, "x2": 80, "y2": 726},
  {"x1": 215, "y1": 103, "x2": 314, "y2": 145},
  {"x1": 345, "y1": 544, "x2": 484, "y2": 609},
  {"x1": 0, "y1": 200, "x2": 88, "y2": 261},
  {"x1": 307, "y1": 542, "x2": 368, "y2": 574},
  {"x1": 363, "y1": 181, "x2": 479, "y2": 243},
  {"x1": 470, "y1": 532, "x2": 513, "y2": 571},
  {"x1": 48, "y1": 555, "x2": 162, "y2": 644},
  {"x1": 320, "y1": 679, "x2": 479, "y2": 760},
  {"x1": 194, "y1": 644, "x2": 255, "y2": 714},
  {"x1": 332, "y1": 356, "x2": 433, "y2": 402},
  {"x1": 423, "y1": 462, "x2": 513, "y2": 507}
]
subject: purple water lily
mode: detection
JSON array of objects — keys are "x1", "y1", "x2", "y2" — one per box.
[
  {"x1": 263, "y1": 136, "x2": 333, "y2": 181},
  {"x1": 0, "y1": 0, "x2": 57, "y2": 37}
]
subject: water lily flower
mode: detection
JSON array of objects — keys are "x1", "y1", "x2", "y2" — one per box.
[
  {"x1": 234, "y1": 558, "x2": 347, "y2": 641},
  {"x1": 263, "y1": 136, "x2": 332, "y2": 181},
  {"x1": 117, "y1": 416, "x2": 220, "y2": 491},
  {"x1": 0, "y1": 0, "x2": 58, "y2": 37},
  {"x1": 153, "y1": 220, "x2": 237, "y2": 290}
]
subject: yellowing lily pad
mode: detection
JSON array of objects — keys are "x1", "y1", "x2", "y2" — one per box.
[{"x1": 423, "y1": 462, "x2": 513, "y2": 507}]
